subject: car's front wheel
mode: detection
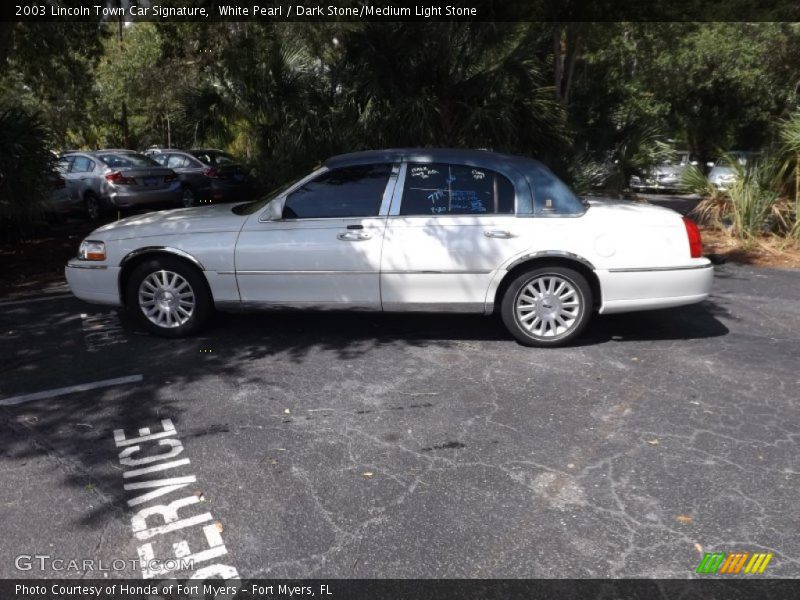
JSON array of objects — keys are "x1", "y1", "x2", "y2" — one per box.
[
  {"x1": 501, "y1": 266, "x2": 592, "y2": 347},
  {"x1": 125, "y1": 257, "x2": 212, "y2": 337}
]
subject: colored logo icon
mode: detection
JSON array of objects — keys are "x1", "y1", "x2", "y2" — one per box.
[{"x1": 696, "y1": 552, "x2": 773, "y2": 574}]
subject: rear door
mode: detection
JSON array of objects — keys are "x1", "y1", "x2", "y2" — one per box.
[
  {"x1": 166, "y1": 153, "x2": 210, "y2": 194},
  {"x1": 57, "y1": 156, "x2": 78, "y2": 202},
  {"x1": 65, "y1": 155, "x2": 99, "y2": 199},
  {"x1": 380, "y1": 162, "x2": 531, "y2": 311},
  {"x1": 235, "y1": 163, "x2": 397, "y2": 308}
]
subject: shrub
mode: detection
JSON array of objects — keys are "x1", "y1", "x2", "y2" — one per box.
[{"x1": 0, "y1": 105, "x2": 55, "y2": 240}]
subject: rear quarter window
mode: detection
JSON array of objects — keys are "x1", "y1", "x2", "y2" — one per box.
[{"x1": 526, "y1": 165, "x2": 585, "y2": 216}]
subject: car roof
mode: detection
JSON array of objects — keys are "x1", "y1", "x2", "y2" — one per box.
[
  {"x1": 93, "y1": 149, "x2": 139, "y2": 155},
  {"x1": 324, "y1": 148, "x2": 546, "y2": 173}
]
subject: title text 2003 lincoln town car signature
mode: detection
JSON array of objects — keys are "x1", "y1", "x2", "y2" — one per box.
[{"x1": 65, "y1": 149, "x2": 713, "y2": 347}]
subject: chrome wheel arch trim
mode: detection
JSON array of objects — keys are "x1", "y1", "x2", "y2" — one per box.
[
  {"x1": 505, "y1": 251, "x2": 596, "y2": 272},
  {"x1": 482, "y1": 251, "x2": 599, "y2": 314},
  {"x1": 119, "y1": 246, "x2": 206, "y2": 271}
]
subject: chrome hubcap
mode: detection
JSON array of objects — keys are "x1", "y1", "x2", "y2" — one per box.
[
  {"x1": 138, "y1": 270, "x2": 195, "y2": 328},
  {"x1": 515, "y1": 275, "x2": 580, "y2": 338}
]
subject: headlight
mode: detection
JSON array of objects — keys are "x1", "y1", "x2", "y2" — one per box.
[{"x1": 78, "y1": 240, "x2": 106, "y2": 261}]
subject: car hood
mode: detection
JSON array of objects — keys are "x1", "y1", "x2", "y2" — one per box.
[
  {"x1": 654, "y1": 164, "x2": 684, "y2": 177},
  {"x1": 92, "y1": 204, "x2": 249, "y2": 240},
  {"x1": 585, "y1": 198, "x2": 682, "y2": 225},
  {"x1": 709, "y1": 166, "x2": 736, "y2": 179}
]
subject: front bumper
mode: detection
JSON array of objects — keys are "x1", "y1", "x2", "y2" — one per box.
[{"x1": 65, "y1": 259, "x2": 122, "y2": 306}]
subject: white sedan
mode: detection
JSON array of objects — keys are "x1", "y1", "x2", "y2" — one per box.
[{"x1": 65, "y1": 149, "x2": 713, "y2": 347}]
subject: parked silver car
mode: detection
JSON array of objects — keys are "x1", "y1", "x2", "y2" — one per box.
[
  {"x1": 630, "y1": 152, "x2": 696, "y2": 193},
  {"x1": 58, "y1": 150, "x2": 182, "y2": 219},
  {"x1": 707, "y1": 151, "x2": 758, "y2": 191}
]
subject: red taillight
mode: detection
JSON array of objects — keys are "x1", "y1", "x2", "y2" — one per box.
[
  {"x1": 683, "y1": 216, "x2": 703, "y2": 258},
  {"x1": 202, "y1": 167, "x2": 219, "y2": 178},
  {"x1": 105, "y1": 171, "x2": 136, "y2": 185}
]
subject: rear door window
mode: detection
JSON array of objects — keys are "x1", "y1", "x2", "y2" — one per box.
[
  {"x1": 400, "y1": 163, "x2": 515, "y2": 216},
  {"x1": 167, "y1": 154, "x2": 190, "y2": 169},
  {"x1": 70, "y1": 156, "x2": 95, "y2": 173}
]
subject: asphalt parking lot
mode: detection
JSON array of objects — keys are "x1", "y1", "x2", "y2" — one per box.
[{"x1": 1, "y1": 259, "x2": 798, "y2": 579}]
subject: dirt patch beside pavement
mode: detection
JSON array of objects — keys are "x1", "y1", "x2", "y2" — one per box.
[{"x1": 702, "y1": 227, "x2": 800, "y2": 269}]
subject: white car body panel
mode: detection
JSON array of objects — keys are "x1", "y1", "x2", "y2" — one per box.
[
  {"x1": 235, "y1": 216, "x2": 386, "y2": 308},
  {"x1": 65, "y1": 151, "x2": 713, "y2": 327},
  {"x1": 380, "y1": 214, "x2": 533, "y2": 311}
]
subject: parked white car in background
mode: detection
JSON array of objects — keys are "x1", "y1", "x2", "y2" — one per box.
[{"x1": 65, "y1": 149, "x2": 713, "y2": 346}]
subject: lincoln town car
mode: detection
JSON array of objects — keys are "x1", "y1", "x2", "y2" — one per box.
[{"x1": 65, "y1": 149, "x2": 713, "y2": 346}]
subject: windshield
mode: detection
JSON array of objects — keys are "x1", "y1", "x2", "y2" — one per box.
[{"x1": 96, "y1": 153, "x2": 159, "y2": 168}]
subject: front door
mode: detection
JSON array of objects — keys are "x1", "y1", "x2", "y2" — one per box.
[{"x1": 235, "y1": 163, "x2": 396, "y2": 309}]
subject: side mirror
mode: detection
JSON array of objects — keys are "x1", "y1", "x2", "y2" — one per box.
[{"x1": 263, "y1": 197, "x2": 286, "y2": 221}]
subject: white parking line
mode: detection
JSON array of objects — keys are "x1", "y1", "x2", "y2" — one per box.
[
  {"x1": 0, "y1": 293, "x2": 73, "y2": 308},
  {"x1": 0, "y1": 375, "x2": 144, "y2": 407}
]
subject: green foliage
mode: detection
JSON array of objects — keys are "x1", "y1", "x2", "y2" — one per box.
[
  {"x1": 725, "y1": 162, "x2": 784, "y2": 240},
  {"x1": 159, "y1": 22, "x2": 569, "y2": 189},
  {"x1": 694, "y1": 154, "x2": 790, "y2": 240},
  {"x1": 680, "y1": 164, "x2": 716, "y2": 197},
  {"x1": 4, "y1": 19, "x2": 800, "y2": 234},
  {"x1": 570, "y1": 23, "x2": 800, "y2": 163},
  {"x1": 0, "y1": 105, "x2": 54, "y2": 238},
  {"x1": 0, "y1": 22, "x2": 105, "y2": 149},
  {"x1": 778, "y1": 109, "x2": 800, "y2": 235}
]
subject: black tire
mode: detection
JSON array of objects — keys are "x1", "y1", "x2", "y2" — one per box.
[
  {"x1": 124, "y1": 257, "x2": 212, "y2": 338},
  {"x1": 500, "y1": 266, "x2": 593, "y2": 347},
  {"x1": 181, "y1": 186, "x2": 197, "y2": 208},
  {"x1": 85, "y1": 193, "x2": 102, "y2": 221}
]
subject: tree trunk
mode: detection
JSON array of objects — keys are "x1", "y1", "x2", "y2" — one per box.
[
  {"x1": 553, "y1": 26, "x2": 564, "y2": 102},
  {"x1": 553, "y1": 24, "x2": 582, "y2": 107}
]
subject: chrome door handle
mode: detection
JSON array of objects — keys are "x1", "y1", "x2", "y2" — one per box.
[
  {"x1": 484, "y1": 230, "x2": 516, "y2": 239},
  {"x1": 337, "y1": 231, "x2": 372, "y2": 242}
]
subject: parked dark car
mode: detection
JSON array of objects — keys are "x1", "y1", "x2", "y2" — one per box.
[
  {"x1": 150, "y1": 149, "x2": 256, "y2": 206},
  {"x1": 188, "y1": 149, "x2": 257, "y2": 203},
  {"x1": 149, "y1": 150, "x2": 214, "y2": 207},
  {"x1": 58, "y1": 150, "x2": 182, "y2": 219}
]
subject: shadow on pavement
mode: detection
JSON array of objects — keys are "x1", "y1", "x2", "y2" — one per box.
[{"x1": 0, "y1": 299, "x2": 729, "y2": 530}]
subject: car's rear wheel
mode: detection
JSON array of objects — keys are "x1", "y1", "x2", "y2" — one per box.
[
  {"x1": 181, "y1": 187, "x2": 196, "y2": 208},
  {"x1": 501, "y1": 266, "x2": 592, "y2": 347},
  {"x1": 125, "y1": 257, "x2": 212, "y2": 337},
  {"x1": 85, "y1": 193, "x2": 101, "y2": 221}
]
